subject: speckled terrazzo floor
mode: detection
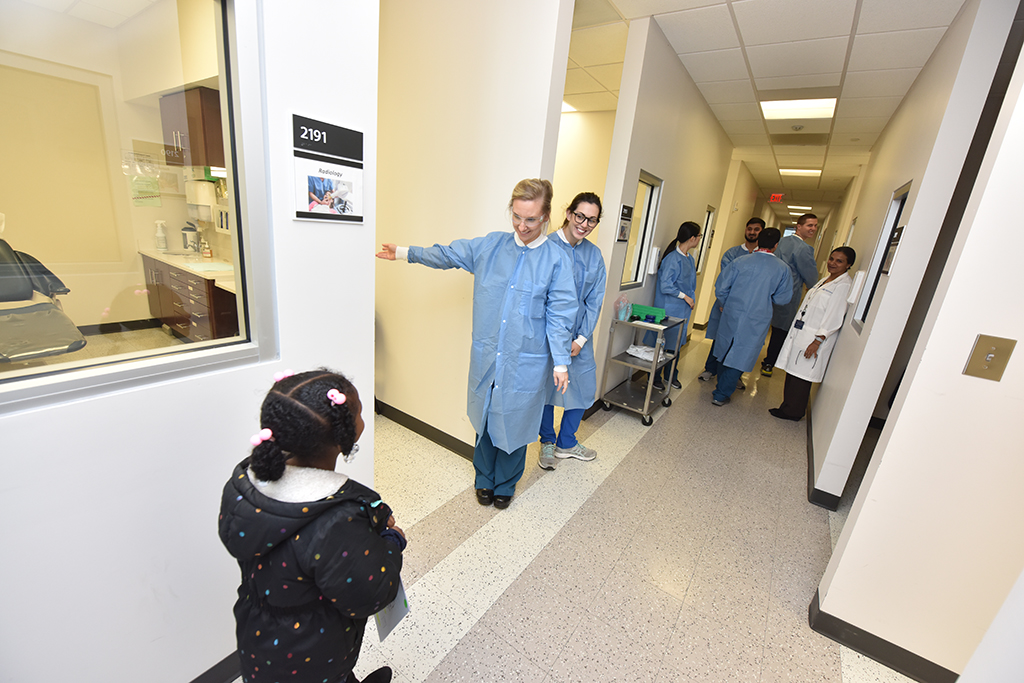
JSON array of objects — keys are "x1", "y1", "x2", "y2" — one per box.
[{"x1": 237, "y1": 333, "x2": 913, "y2": 683}]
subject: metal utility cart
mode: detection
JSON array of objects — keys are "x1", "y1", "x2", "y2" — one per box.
[{"x1": 599, "y1": 315, "x2": 687, "y2": 425}]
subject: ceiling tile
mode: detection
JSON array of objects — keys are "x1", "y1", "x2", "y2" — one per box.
[
  {"x1": 569, "y1": 22, "x2": 630, "y2": 67},
  {"x1": 69, "y1": 2, "x2": 129, "y2": 26},
  {"x1": 727, "y1": 133, "x2": 771, "y2": 146},
  {"x1": 679, "y1": 48, "x2": 748, "y2": 82},
  {"x1": 765, "y1": 119, "x2": 831, "y2": 135},
  {"x1": 613, "y1": 0, "x2": 725, "y2": 19},
  {"x1": 837, "y1": 96, "x2": 902, "y2": 118},
  {"x1": 829, "y1": 135, "x2": 877, "y2": 148},
  {"x1": 857, "y1": 0, "x2": 966, "y2": 33},
  {"x1": 732, "y1": 146, "x2": 775, "y2": 159},
  {"x1": 709, "y1": 102, "x2": 761, "y2": 120},
  {"x1": 732, "y1": 0, "x2": 857, "y2": 46},
  {"x1": 697, "y1": 79, "x2": 756, "y2": 104},
  {"x1": 847, "y1": 28, "x2": 945, "y2": 71},
  {"x1": 754, "y1": 73, "x2": 842, "y2": 90},
  {"x1": 841, "y1": 68, "x2": 920, "y2": 98},
  {"x1": 21, "y1": 0, "x2": 76, "y2": 9},
  {"x1": 565, "y1": 68, "x2": 605, "y2": 95},
  {"x1": 586, "y1": 63, "x2": 624, "y2": 91},
  {"x1": 720, "y1": 119, "x2": 767, "y2": 135},
  {"x1": 832, "y1": 116, "x2": 889, "y2": 133},
  {"x1": 746, "y1": 36, "x2": 849, "y2": 79},
  {"x1": 773, "y1": 145, "x2": 826, "y2": 157},
  {"x1": 782, "y1": 176, "x2": 823, "y2": 190},
  {"x1": 91, "y1": 0, "x2": 152, "y2": 14},
  {"x1": 656, "y1": 4, "x2": 739, "y2": 54},
  {"x1": 572, "y1": 0, "x2": 625, "y2": 29},
  {"x1": 563, "y1": 92, "x2": 620, "y2": 112}
]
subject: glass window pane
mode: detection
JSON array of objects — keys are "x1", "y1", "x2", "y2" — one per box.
[{"x1": 0, "y1": 0, "x2": 247, "y2": 384}]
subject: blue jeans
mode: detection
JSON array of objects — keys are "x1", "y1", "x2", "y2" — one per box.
[
  {"x1": 539, "y1": 404, "x2": 585, "y2": 449},
  {"x1": 712, "y1": 365, "x2": 744, "y2": 402},
  {"x1": 474, "y1": 420, "x2": 527, "y2": 496}
]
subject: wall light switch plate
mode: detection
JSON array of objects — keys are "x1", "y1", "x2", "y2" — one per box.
[{"x1": 963, "y1": 335, "x2": 1016, "y2": 382}]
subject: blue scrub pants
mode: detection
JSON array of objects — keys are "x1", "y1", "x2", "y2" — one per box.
[
  {"x1": 474, "y1": 420, "x2": 527, "y2": 496},
  {"x1": 539, "y1": 404, "x2": 585, "y2": 449},
  {"x1": 703, "y1": 346, "x2": 719, "y2": 375},
  {"x1": 712, "y1": 365, "x2": 744, "y2": 402}
]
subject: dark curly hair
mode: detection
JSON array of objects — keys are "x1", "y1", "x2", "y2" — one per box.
[{"x1": 249, "y1": 369, "x2": 358, "y2": 482}]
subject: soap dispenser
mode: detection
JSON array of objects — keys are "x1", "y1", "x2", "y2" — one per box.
[
  {"x1": 155, "y1": 220, "x2": 168, "y2": 251},
  {"x1": 201, "y1": 238, "x2": 213, "y2": 260}
]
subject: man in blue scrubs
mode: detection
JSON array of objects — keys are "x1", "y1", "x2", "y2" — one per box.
[
  {"x1": 698, "y1": 217, "x2": 764, "y2": 384},
  {"x1": 710, "y1": 228, "x2": 792, "y2": 406},
  {"x1": 377, "y1": 179, "x2": 577, "y2": 509},
  {"x1": 761, "y1": 213, "x2": 819, "y2": 376}
]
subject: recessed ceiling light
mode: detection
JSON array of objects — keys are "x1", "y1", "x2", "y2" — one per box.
[
  {"x1": 760, "y1": 98, "x2": 836, "y2": 120},
  {"x1": 780, "y1": 169, "x2": 822, "y2": 177},
  {"x1": 789, "y1": 212, "x2": 807, "y2": 216},
  {"x1": 788, "y1": 205, "x2": 812, "y2": 210},
  {"x1": 562, "y1": 102, "x2": 577, "y2": 113}
]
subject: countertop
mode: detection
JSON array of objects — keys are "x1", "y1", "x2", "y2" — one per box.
[{"x1": 139, "y1": 249, "x2": 237, "y2": 294}]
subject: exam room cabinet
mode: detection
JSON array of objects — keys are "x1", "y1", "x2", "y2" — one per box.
[
  {"x1": 142, "y1": 255, "x2": 237, "y2": 342},
  {"x1": 159, "y1": 86, "x2": 225, "y2": 168}
]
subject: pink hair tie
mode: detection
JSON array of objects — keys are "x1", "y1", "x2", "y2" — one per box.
[
  {"x1": 326, "y1": 389, "x2": 346, "y2": 406},
  {"x1": 250, "y1": 428, "x2": 273, "y2": 446},
  {"x1": 273, "y1": 369, "x2": 295, "y2": 382}
]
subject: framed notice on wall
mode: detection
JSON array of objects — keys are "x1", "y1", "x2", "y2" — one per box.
[{"x1": 293, "y1": 115, "x2": 364, "y2": 223}]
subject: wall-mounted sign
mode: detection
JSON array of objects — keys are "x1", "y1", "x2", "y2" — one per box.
[
  {"x1": 617, "y1": 205, "x2": 633, "y2": 242},
  {"x1": 293, "y1": 115, "x2": 364, "y2": 223},
  {"x1": 769, "y1": 193, "x2": 784, "y2": 203}
]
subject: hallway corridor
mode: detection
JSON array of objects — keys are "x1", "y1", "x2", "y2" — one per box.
[{"x1": 354, "y1": 336, "x2": 911, "y2": 683}]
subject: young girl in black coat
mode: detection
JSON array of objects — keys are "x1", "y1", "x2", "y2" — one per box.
[{"x1": 220, "y1": 369, "x2": 405, "y2": 683}]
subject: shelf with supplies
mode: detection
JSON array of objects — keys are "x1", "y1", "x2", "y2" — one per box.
[{"x1": 599, "y1": 316, "x2": 687, "y2": 426}]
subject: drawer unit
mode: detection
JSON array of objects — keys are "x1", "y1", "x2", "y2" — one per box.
[{"x1": 142, "y1": 254, "x2": 238, "y2": 343}]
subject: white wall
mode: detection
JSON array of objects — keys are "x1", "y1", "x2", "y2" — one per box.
[
  {"x1": 552, "y1": 109, "x2": 616, "y2": 235},
  {"x1": 594, "y1": 16, "x2": 734, "y2": 392},
  {"x1": 0, "y1": 3, "x2": 380, "y2": 682},
  {"x1": 808, "y1": 0, "x2": 1015, "y2": 497},
  {"x1": 817, "y1": 0, "x2": 1024, "y2": 672},
  {"x1": 374, "y1": 0, "x2": 574, "y2": 445}
]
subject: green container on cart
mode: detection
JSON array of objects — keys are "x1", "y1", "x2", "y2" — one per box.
[{"x1": 630, "y1": 304, "x2": 667, "y2": 324}]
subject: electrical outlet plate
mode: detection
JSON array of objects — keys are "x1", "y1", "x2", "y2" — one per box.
[{"x1": 963, "y1": 334, "x2": 1016, "y2": 382}]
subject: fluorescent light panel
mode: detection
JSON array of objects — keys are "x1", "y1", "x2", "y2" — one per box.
[
  {"x1": 760, "y1": 98, "x2": 836, "y2": 120},
  {"x1": 789, "y1": 205, "x2": 812, "y2": 210},
  {"x1": 780, "y1": 169, "x2": 821, "y2": 177}
]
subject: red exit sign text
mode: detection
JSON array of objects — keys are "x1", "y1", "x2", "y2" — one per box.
[{"x1": 769, "y1": 193, "x2": 784, "y2": 203}]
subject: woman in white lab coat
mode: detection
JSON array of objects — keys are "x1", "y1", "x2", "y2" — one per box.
[{"x1": 769, "y1": 247, "x2": 856, "y2": 421}]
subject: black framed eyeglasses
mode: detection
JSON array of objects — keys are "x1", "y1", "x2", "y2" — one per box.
[{"x1": 572, "y1": 211, "x2": 599, "y2": 227}]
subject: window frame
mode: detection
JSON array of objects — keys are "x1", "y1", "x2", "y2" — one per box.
[{"x1": 0, "y1": 0, "x2": 278, "y2": 415}]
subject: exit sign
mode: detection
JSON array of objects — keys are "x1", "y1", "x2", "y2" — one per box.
[{"x1": 769, "y1": 193, "x2": 784, "y2": 203}]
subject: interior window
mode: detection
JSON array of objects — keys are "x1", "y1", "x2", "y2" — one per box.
[
  {"x1": 0, "y1": 0, "x2": 246, "y2": 384},
  {"x1": 620, "y1": 171, "x2": 662, "y2": 288}
]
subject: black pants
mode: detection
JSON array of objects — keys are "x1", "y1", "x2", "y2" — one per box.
[
  {"x1": 776, "y1": 372, "x2": 813, "y2": 419},
  {"x1": 763, "y1": 326, "x2": 788, "y2": 368}
]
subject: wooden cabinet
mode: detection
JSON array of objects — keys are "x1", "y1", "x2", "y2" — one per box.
[
  {"x1": 142, "y1": 255, "x2": 237, "y2": 342},
  {"x1": 159, "y1": 87, "x2": 224, "y2": 168}
]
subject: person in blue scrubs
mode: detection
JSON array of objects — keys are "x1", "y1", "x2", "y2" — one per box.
[
  {"x1": 761, "y1": 213, "x2": 819, "y2": 376},
  {"x1": 376, "y1": 179, "x2": 577, "y2": 509},
  {"x1": 308, "y1": 176, "x2": 334, "y2": 208},
  {"x1": 710, "y1": 228, "x2": 793, "y2": 406},
  {"x1": 698, "y1": 217, "x2": 763, "y2": 384},
  {"x1": 538, "y1": 192, "x2": 607, "y2": 470},
  {"x1": 644, "y1": 221, "x2": 701, "y2": 390}
]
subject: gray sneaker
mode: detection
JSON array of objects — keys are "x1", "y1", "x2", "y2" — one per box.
[
  {"x1": 555, "y1": 443, "x2": 597, "y2": 461},
  {"x1": 539, "y1": 442, "x2": 558, "y2": 470},
  {"x1": 736, "y1": 378, "x2": 746, "y2": 391},
  {"x1": 697, "y1": 370, "x2": 714, "y2": 382}
]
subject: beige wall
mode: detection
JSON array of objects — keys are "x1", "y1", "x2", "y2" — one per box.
[
  {"x1": 819, "y1": 27, "x2": 1024, "y2": 671},
  {"x1": 808, "y1": 0, "x2": 1013, "y2": 496},
  {"x1": 374, "y1": 0, "x2": 574, "y2": 444},
  {"x1": 594, "y1": 16, "x2": 733, "y2": 393},
  {"x1": 551, "y1": 109, "x2": 616, "y2": 237}
]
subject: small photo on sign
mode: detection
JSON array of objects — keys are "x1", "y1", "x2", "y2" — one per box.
[{"x1": 307, "y1": 175, "x2": 355, "y2": 215}]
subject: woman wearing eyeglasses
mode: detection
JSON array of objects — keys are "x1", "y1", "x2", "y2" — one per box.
[
  {"x1": 376, "y1": 179, "x2": 578, "y2": 509},
  {"x1": 644, "y1": 221, "x2": 701, "y2": 390},
  {"x1": 537, "y1": 193, "x2": 607, "y2": 470}
]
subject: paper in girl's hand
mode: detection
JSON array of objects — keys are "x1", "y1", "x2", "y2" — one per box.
[{"x1": 374, "y1": 580, "x2": 409, "y2": 641}]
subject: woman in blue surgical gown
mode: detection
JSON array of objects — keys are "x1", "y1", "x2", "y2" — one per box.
[
  {"x1": 537, "y1": 192, "x2": 607, "y2": 469},
  {"x1": 644, "y1": 221, "x2": 701, "y2": 390}
]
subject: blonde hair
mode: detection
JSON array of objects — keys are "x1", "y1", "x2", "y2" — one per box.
[{"x1": 508, "y1": 178, "x2": 553, "y2": 217}]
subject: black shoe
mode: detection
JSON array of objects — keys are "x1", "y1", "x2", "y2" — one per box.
[
  {"x1": 476, "y1": 488, "x2": 494, "y2": 506},
  {"x1": 769, "y1": 408, "x2": 802, "y2": 421},
  {"x1": 760, "y1": 365, "x2": 773, "y2": 377},
  {"x1": 652, "y1": 379, "x2": 665, "y2": 391},
  {"x1": 671, "y1": 379, "x2": 682, "y2": 389},
  {"x1": 493, "y1": 495, "x2": 512, "y2": 509},
  {"x1": 357, "y1": 667, "x2": 393, "y2": 683}
]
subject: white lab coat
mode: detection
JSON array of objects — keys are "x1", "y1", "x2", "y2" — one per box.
[{"x1": 776, "y1": 272, "x2": 852, "y2": 383}]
